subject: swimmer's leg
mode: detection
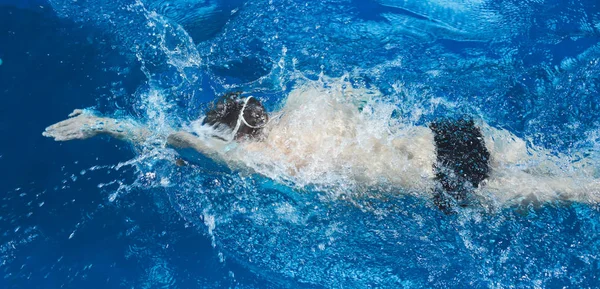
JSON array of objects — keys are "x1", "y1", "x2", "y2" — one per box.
[{"x1": 483, "y1": 172, "x2": 600, "y2": 206}]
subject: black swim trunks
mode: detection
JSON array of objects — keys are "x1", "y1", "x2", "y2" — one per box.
[{"x1": 429, "y1": 118, "x2": 490, "y2": 213}]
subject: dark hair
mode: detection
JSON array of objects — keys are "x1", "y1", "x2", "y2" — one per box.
[{"x1": 202, "y1": 91, "x2": 268, "y2": 140}]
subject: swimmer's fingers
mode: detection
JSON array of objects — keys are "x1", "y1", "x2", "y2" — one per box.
[
  {"x1": 47, "y1": 113, "x2": 103, "y2": 130},
  {"x1": 43, "y1": 115, "x2": 104, "y2": 141},
  {"x1": 44, "y1": 109, "x2": 94, "y2": 131},
  {"x1": 45, "y1": 115, "x2": 84, "y2": 131},
  {"x1": 43, "y1": 126, "x2": 97, "y2": 141},
  {"x1": 42, "y1": 128, "x2": 71, "y2": 141},
  {"x1": 43, "y1": 129, "x2": 87, "y2": 141},
  {"x1": 43, "y1": 123, "x2": 87, "y2": 141}
]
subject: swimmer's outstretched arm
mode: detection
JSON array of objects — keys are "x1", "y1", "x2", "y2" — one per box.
[
  {"x1": 44, "y1": 109, "x2": 220, "y2": 159},
  {"x1": 43, "y1": 109, "x2": 151, "y2": 143}
]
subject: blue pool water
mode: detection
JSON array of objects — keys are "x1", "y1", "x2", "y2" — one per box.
[{"x1": 1, "y1": 0, "x2": 600, "y2": 288}]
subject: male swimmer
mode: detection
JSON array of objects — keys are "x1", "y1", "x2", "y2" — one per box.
[{"x1": 43, "y1": 84, "x2": 600, "y2": 213}]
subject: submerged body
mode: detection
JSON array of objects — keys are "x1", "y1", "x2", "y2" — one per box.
[{"x1": 44, "y1": 82, "x2": 600, "y2": 210}]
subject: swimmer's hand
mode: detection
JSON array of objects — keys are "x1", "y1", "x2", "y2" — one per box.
[
  {"x1": 43, "y1": 109, "x2": 106, "y2": 141},
  {"x1": 43, "y1": 109, "x2": 150, "y2": 143}
]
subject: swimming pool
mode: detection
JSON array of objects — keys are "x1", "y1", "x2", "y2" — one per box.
[{"x1": 1, "y1": 0, "x2": 600, "y2": 288}]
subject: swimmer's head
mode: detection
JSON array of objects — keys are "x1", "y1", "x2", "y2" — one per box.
[{"x1": 203, "y1": 91, "x2": 269, "y2": 140}]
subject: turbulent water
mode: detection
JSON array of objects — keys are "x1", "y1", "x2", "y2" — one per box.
[{"x1": 2, "y1": 0, "x2": 600, "y2": 288}]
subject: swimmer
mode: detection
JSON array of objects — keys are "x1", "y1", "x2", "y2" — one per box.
[{"x1": 43, "y1": 83, "x2": 600, "y2": 213}]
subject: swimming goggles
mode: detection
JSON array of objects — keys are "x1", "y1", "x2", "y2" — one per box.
[{"x1": 230, "y1": 96, "x2": 268, "y2": 140}]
